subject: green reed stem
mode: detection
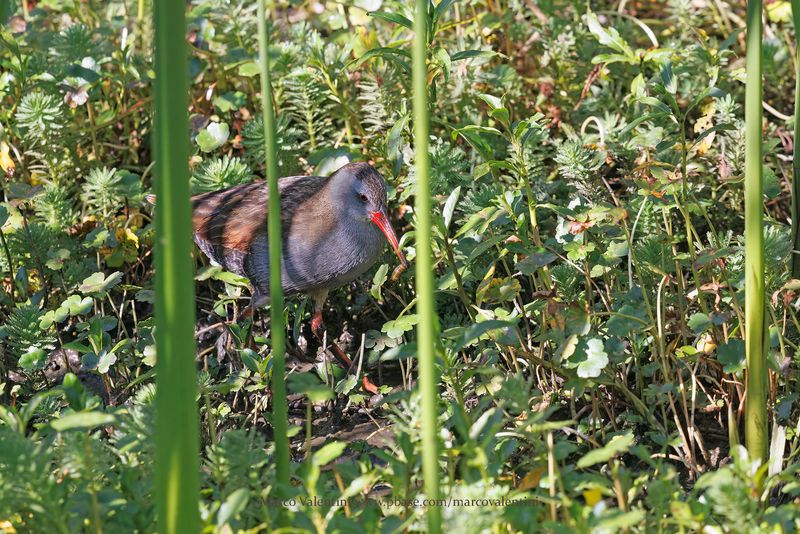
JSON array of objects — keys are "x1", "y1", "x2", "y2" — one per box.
[
  {"x1": 153, "y1": 0, "x2": 199, "y2": 532},
  {"x1": 744, "y1": 0, "x2": 768, "y2": 462},
  {"x1": 791, "y1": 0, "x2": 800, "y2": 278},
  {"x1": 413, "y1": 1, "x2": 442, "y2": 532},
  {"x1": 257, "y1": 0, "x2": 290, "y2": 488}
]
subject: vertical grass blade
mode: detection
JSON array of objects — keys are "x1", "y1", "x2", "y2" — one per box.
[
  {"x1": 791, "y1": 0, "x2": 800, "y2": 278},
  {"x1": 153, "y1": 0, "x2": 200, "y2": 532},
  {"x1": 412, "y1": 1, "x2": 442, "y2": 532},
  {"x1": 256, "y1": 0, "x2": 290, "y2": 488},
  {"x1": 744, "y1": 0, "x2": 768, "y2": 462}
]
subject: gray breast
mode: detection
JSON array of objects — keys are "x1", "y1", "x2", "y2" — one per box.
[{"x1": 244, "y1": 221, "x2": 385, "y2": 296}]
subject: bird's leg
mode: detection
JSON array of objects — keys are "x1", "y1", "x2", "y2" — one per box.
[
  {"x1": 240, "y1": 288, "x2": 269, "y2": 350},
  {"x1": 310, "y1": 291, "x2": 379, "y2": 395}
]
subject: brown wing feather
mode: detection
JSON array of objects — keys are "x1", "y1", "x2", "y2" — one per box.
[
  {"x1": 190, "y1": 176, "x2": 331, "y2": 283},
  {"x1": 192, "y1": 182, "x2": 266, "y2": 252}
]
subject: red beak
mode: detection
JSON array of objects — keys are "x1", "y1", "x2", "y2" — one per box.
[{"x1": 371, "y1": 209, "x2": 409, "y2": 268}]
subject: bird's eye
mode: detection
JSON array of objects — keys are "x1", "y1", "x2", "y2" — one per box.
[{"x1": 358, "y1": 193, "x2": 368, "y2": 202}]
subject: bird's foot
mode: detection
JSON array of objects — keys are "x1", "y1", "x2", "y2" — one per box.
[
  {"x1": 310, "y1": 311, "x2": 379, "y2": 395},
  {"x1": 311, "y1": 311, "x2": 325, "y2": 340}
]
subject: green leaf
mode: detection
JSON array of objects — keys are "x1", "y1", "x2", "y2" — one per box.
[
  {"x1": 196, "y1": 122, "x2": 229, "y2": 152},
  {"x1": 65, "y1": 294, "x2": 94, "y2": 315},
  {"x1": 443, "y1": 186, "x2": 461, "y2": 230},
  {"x1": 312, "y1": 441, "x2": 347, "y2": 466},
  {"x1": 18, "y1": 348, "x2": 47, "y2": 371},
  {"x1": 46, "y1": 248, "x2": 71, "y2": 270},
  {"x1": 0, "y1": 1, "x2": 17, "y2": 23},
  {"x1": 717, "y1": 339, "x2": 745, "y2": 373},
  {"x1": 451, "y1": 50, "x2": 497, "y2": 61},
  {"x1": 577, "y1": 338, "x2": 608, "y2": 378},
  {"x1": 82, "y1": 350, "x2": 117, "y2": 374},
  {"x1": 585, "y1": 11, "x2": 635, "y2": 59},
  {"x1": 382, "y1": 314, "x2": 419, "y2": 339},
  {"x1": 434, "y1": 0, "x2": 458, "y2": 21},
  {"x1": 478, "y1": 94, "x2": 503, "y2": 111},
  {"x1": 237, "y1": 62, "x2": 260, "y2": 77},
  {"x1": 433, "y1": 46, "x2": 451, "y2": 80},
  {"x1": 687, "y1": 313, "x2": 711, "y2": 334},
  {"x1": 516, "y1": 250, "x2": 557, "y2": 274},
  {"x1": 217, "y1": 488, "x2": 250, "y2": 527},
  {"x1": 660, "y1": 60, "x2": 677, "y2": 94},
  {"x1": 370, "y1": 263, "x2": 388, "y2": 300},
  {"x1": 240, "y1": 349, "x2": 260, "y2": 374},
  {"x1": 368, "y1": 11, "x2": 413, "y2": 30},
  {"x1": 287, "y1": 372, "x2": 333, "y2": 403},
  {"x1": 335, "y1": 374, "x2": 358, "y2": 395},
  {"x1": 577, "y1": 431, "x2": 635, "y2": 468},
  {"x1": 79, "y1": 271, "x2": 123, "y2": 296},
  {"x1": 597, "y1": 510, "x2": 647, "y2": 530},
  {"x1": 349, "y1": 47, "x2": 411, "y2": 71},
  {"x1": 50, "y1": 411, "x2": 116, "y2": 432},
  {"x1": 451, "y1": 320, "x2": 517, "y2": 353}
]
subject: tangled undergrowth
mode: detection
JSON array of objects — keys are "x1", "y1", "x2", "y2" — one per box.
[{"x1": 0, "y1": 0, "x2": 799, "y2": 532}]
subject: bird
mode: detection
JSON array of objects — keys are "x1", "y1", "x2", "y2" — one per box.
[{"x1": 151, "y1": 162, "x2": 408, "y2": 392}]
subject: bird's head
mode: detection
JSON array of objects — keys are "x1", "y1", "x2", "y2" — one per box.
[{"x1": 333, "y1": 162, "x2": 409, "y2": 269}]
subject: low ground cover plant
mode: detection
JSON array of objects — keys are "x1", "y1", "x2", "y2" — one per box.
[{"x1": 0, "y1": 0, "x2": 799, "y2": 531}]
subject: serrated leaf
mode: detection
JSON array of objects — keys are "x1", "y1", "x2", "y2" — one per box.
[
  {"x1": 382, "y1": 314, "x2": 419, "y2": 339},
  {"x1": 717, "y1": 339, "x2": 745, "y2": 373}
]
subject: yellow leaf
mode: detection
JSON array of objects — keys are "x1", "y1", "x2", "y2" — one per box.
[
  {"x1": 518, "y1": 466, "x2": 546, "y2": 490},
  {"x1": 693, "y1": 101, "x2": 715, "y2": 134},
  {"x1": 694, "y1": 101, "x2": 716, "y2": 155},
  {"x1": 583, "y1": 487, "x2": 603, "y2": 506},
  {"x1": 767, "y1": 1, "x2": 792, "y2": 22},
  {"x1": 117, "y1": 227, "x2": 139, "y2": 248},
  {"x1": 0, "y1": 142, "x2": 14, "y2": 177}
]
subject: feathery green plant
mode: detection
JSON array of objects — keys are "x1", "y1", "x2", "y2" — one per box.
[
  {"x1": 282, "y1": 69, "x2": 334, "y2": 151},
  {"x1": 190, "y1": 156, "x2": 252, "y2": 194},
  {"x1": 413, "y1": 1, "x2": 442, "y2": 532},
  {"x1": 81, "y1": 167, "x2": 141, "y2": 221},
  {"x1": 152, "y1": 0, "x2": 200, "y2": 532},
  {"x1": 241, "y1": 113, "x2": 300, "y2": 174},
  {"x1": 744, "y1": 0, "x2": 767, "y2": 462},
  {"x1": 256, "y1": 0, "x2": 290, "y2": 492}
]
